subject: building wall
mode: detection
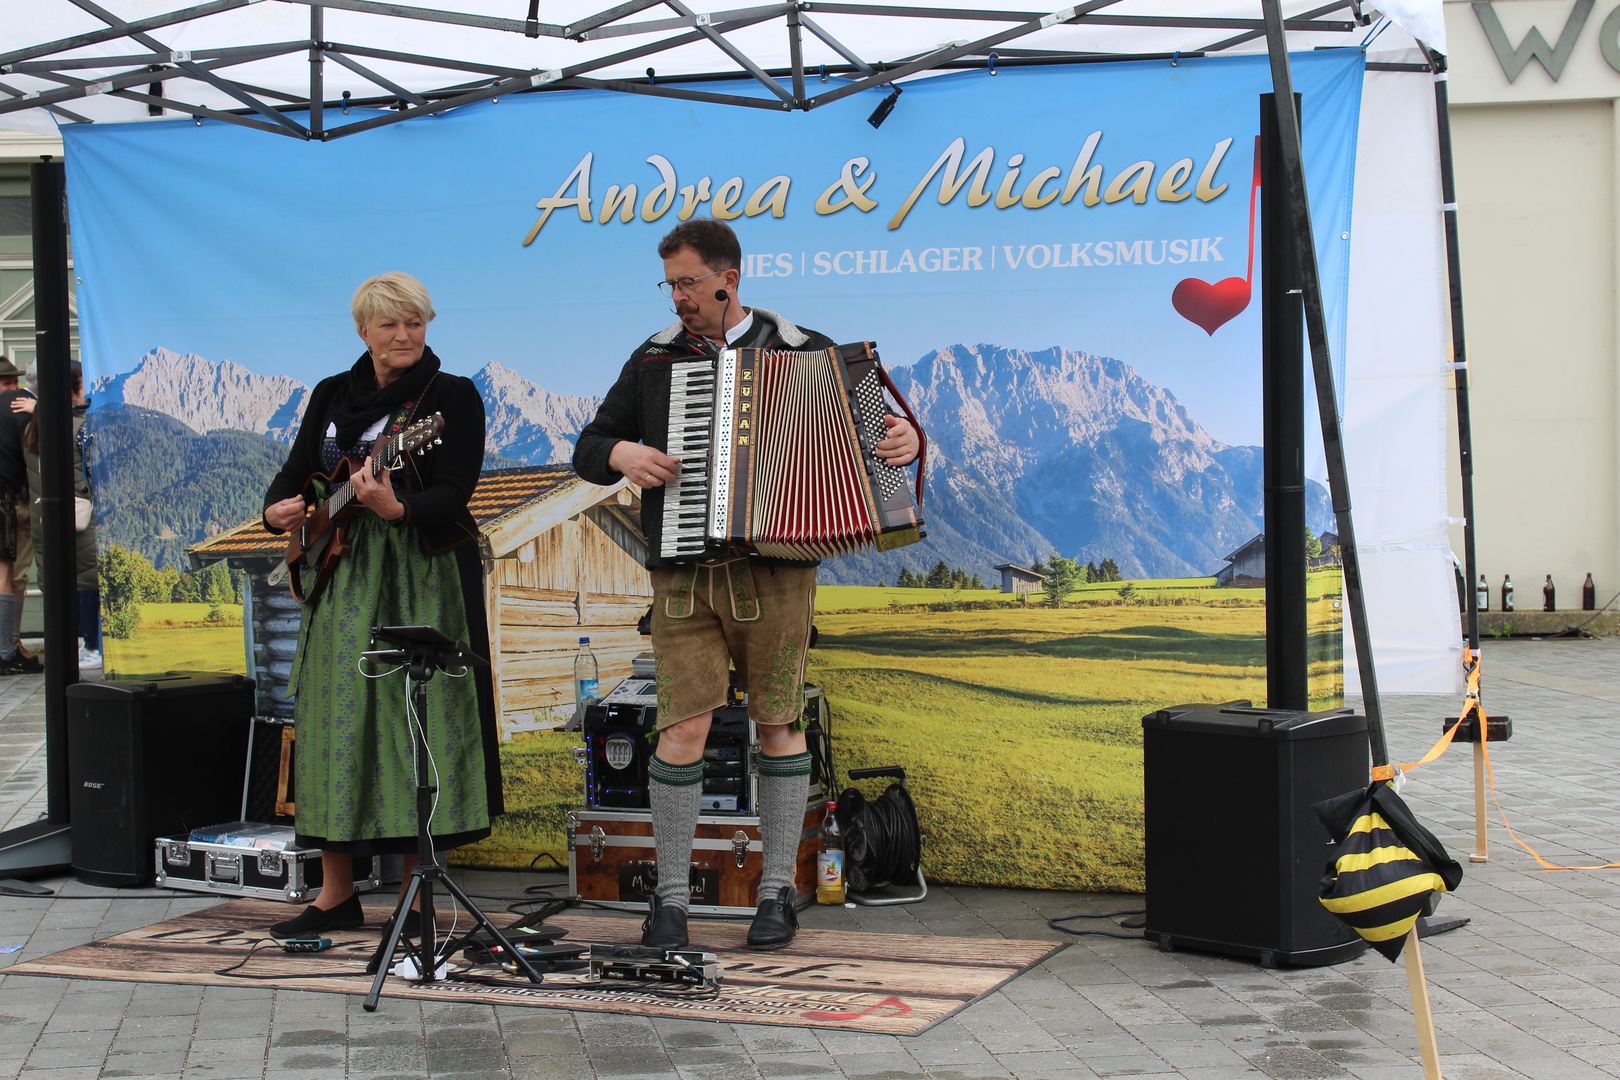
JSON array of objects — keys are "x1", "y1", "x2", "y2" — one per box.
[
  {"x1": 493, "y1": 509, "x2": 652, "y2": 734},
  {"x1": 0, "y1": 134, "x2": 78, "y2": 373},
  {"x1": 1445, "y1": 1, "x2": 1620, "y2": 605}
]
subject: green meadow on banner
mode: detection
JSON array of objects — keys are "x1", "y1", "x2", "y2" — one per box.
[{"x1": 66, "y1": 48, "x2": 1364, "y2": 890}]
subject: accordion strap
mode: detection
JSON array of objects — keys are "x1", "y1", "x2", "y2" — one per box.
[{"x1": 877, "y1": 365, "x2": 927, "y2": 509}]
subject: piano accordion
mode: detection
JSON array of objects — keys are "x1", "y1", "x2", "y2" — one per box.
[{"x1": 661, "y1": 342, "x2": 925, "y2": 562}]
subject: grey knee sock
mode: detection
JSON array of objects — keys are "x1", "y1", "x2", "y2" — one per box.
[
  {"x1": 648, "y1": 755, "x2": 704, "y2": 910},
  {"x1": 0, "y1": 593, "x2": 17, "y2": 660},
  {"x1": 756, "y1": 750, "x2": 812, "y2": 901},
  {"x1": 11, "y1": 589, "x2": 23, "y2": 652}
]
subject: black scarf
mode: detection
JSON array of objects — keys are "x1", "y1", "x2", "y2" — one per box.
[{"x1": 327, "y1": 344, "x2": 441, "y2": 448}]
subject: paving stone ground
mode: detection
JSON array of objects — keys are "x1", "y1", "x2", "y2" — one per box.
[{"x1": 2, "y1": 637, "x2": 1618, "y2": 1079}]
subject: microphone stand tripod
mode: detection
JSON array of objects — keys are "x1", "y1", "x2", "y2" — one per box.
[{"x1": 360, "y1": 625, "x2": 543, "y2": 1011}]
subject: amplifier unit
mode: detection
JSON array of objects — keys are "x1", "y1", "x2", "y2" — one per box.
[
  {"x1": 579, "y1": 679, "x2": 830, "y2": 814},
  {"x1": 68, "y1": 673, "x2": 256, "y2": 887}
]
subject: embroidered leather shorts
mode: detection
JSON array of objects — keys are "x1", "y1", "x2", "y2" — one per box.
[{"x1": 649, "y1": 557, "x2": 816, "y2": 730}]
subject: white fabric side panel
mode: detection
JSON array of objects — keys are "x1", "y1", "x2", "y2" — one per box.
[{"x1": 1342, "y1": 66, "x2": 1462, "y2": 697}]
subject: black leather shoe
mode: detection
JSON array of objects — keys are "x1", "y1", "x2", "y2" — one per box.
[
  {"x1": 641, "y1": 894, "x2": 689, "y2": 948},
  {"x1": 268, "y1": 892, "x2": 364, "y2": 939},
  {"x1": 747, "y1": 886, "x2": 799, "y2": 950}
]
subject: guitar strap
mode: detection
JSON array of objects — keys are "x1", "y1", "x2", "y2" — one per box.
[{"x1": 392, "y1": 373, "x2": 437, "y2": 493}]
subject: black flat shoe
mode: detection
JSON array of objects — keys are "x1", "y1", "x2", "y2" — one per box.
[
  {"x1": 641, "y1": 894, "x2": 689, "y2": 948},
  {"x1": 376, "y1": 907, "x2": 423, "y2": 939},
  {"x1": 268, "y1": 892, "x2": 364, "y2": 939},
  {"x1": 747, "y1": 885, "x2": 799, "y2": 950}
]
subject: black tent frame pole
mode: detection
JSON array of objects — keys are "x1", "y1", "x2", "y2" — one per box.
[
  {"x1": 1261, "y1": 91, "x2": 1309, "y2": 712},
  {"x1": 1424, "y1": 54, "x2": 1481, "y2": 656},
  {"x1": 31, "y1": 158, "x2": 82, "y2": 816},
  {"x1": 1258, "y1": 0, "x2": 1386, "y2": 767}
]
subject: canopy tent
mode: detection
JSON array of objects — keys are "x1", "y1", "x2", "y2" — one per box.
[
  {"x1": 0, "y1": 2, "x2": 1440, "y2": 135},
  {"x1": 0, "y1": 0, "x2": 1465, "y2": 703}
]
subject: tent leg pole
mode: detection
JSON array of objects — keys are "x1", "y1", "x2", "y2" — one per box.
[
  {"x1": 1424, "y1": 55, "x2": 1482, "y2": 657},
  {"x1": 1471, "y1": 740, "x2": 1488, "y2": 862},
  {"x1": 1404, "y1": 926, "x2": 1444, "y2": 1080},
  {"x1": 1258, "y1": 0, "x2": 1386, "y2": 765}
]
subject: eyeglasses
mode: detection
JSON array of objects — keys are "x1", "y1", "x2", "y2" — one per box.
[{"x1": 656, "y1": 269, "x2": 725, "y2": 298}]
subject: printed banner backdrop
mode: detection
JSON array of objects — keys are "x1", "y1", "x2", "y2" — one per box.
[{"x1": 63, "y1": 50, "x2": 1362, "y2": 891}]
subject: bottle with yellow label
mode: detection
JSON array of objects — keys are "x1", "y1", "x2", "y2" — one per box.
[{"x1": 816, "y1": 801, "x2": 845, "y2": 904}]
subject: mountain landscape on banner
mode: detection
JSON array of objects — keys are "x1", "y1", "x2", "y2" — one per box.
[
  {"x1": 90, "y1": 345, "x2": 1329, "y2": 575},
  {"x1": 830, "y1": 344, "x2": 1334, "y2": 585}
]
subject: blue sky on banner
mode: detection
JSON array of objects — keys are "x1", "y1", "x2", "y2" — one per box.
[{"x1": 63, "y1": 49, "x2": 1361, "y2": 451}]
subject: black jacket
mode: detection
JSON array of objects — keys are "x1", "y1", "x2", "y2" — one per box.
[
  {"x1": 0, "y1": 389, "x2": 34, "y2": 494},
  {"x1": 573, "y1": 308, "x2": 835, "y2": 569},
  {"x1": 262, "y1": 358, "x2": 484, "y2": 553}
]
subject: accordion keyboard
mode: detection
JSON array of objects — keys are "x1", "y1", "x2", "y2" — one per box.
[{"x1": 662, "y1": 359, "x2": 717, "y2": 559}]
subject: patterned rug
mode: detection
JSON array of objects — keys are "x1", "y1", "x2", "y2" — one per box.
[{"x1": 7, "y1": 898, "x2": 1064, "y2": 1035}]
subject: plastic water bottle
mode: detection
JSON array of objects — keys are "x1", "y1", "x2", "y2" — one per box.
[
  {"x1": 574, "y1": 637, "x2": 599, "y2": 703},
  {"x1": 816, "y1": 801, "x2": 845, "y2": 904}
]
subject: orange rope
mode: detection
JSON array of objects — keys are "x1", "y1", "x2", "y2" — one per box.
[
  {"x1": 1479, "y1": 731, "x2": 1620, "y2": 870},
  {"x1": 1401, "y1": 646, "x2": 1620, "y2": 870},
  {"x1": 1372, "y1": 647, "x2": 1478, "y2": 782}
]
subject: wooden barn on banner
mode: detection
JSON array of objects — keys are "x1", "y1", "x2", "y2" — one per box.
[{"x1": 188, "y1": 466, "x2": 652, "y2": 736}]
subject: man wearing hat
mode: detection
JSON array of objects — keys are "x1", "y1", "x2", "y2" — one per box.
[{"x1": 0, "y1": 355, "x2": 37, "y2": 675}]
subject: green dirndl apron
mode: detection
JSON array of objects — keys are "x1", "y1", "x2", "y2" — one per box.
[{"x1": 287, "y1": 512, "x2": 490, "y2": 854}]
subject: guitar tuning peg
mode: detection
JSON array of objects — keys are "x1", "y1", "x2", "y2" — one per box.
[{"x1": 433, "y1": 437, "x2": 442, "y2": 446}]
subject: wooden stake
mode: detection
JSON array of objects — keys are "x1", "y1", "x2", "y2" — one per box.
[
  {"x1": 1404, "y1": 926, "x2": 1443, "y2": 1080},
  {"x1": 1470, "y1": 740, "x2": 1489, "y2": 863}
]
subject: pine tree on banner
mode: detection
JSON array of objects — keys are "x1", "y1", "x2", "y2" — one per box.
[{"x1": 1312, "y1": 782, "x2": 1464, "y2": 961}]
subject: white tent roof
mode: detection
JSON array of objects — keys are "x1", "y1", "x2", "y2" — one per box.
[{"x1": 0, "y1": 1, "x2": 1440, "y2": 138}]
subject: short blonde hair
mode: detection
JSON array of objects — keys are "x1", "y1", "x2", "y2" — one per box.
[{"x1": 351, "y1": 272, "x2": 436, "y2": 330}]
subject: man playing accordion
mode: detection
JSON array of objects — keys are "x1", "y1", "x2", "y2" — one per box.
[{"x1": 572, "y1": 218, "x2": 919, "y2": 950}]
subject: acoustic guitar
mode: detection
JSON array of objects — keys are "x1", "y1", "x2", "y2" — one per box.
[{"x1": 283, "y1": 412, "x2": 445, "y2": 604}]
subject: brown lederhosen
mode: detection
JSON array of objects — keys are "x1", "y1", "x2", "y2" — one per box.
[{"x1": 649, "y1": 556, "x2": 816, "y2": 730}]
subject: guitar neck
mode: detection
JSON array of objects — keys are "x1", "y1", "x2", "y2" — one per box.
[{"x1": 323, "y1": 435, "x2": 397, "y2": 516}]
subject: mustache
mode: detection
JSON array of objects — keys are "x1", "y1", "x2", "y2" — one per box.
[{"x1": 675, "y1": 301, "x2": 700, "y2": 315}]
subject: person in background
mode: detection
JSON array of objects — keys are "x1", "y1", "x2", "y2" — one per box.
[
  {"x1": 16, "y1": 362, "x2": 99, "y2": 668},
  {"x1": 9, "y1": 363, "x2": 42, "y2": 671},
  {"x1": 0, "y1": 355, "x2": 35, "y2": 675}
]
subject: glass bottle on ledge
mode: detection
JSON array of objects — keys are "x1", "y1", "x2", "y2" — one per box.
[
  {"x1": 1543, "y1": 575, "x2": 1556, "y2": 613},
  {"x1": 1584, "y1": 573, "x2": 1597, "y2": 611},
  {"x1": 1501, "y1": 574, "x2": 1514, "y2": 612},
  {"x1": 1476, "y1": 574, "x2": 1489, "y2": 613}
]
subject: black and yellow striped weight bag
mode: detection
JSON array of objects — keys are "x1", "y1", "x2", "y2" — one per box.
[{"x1": 1312, "y1": 780, "x2": 1464, "y2": 961}]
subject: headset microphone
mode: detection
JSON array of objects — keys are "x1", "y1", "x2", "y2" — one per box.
[{"x1": 714, "y1": 289, "x2": 729, "y2": 302}]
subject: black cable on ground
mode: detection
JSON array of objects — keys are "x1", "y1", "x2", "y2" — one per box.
[
  {"x1": 1049, "y1": 909, "x2": 1147, "y2": 940},
  {"x1": 213, "y1": 939, "x2": 374, "y2": 980},
  {"x1": 1551, "y1": 590, "x2": 1620, "y2": 638}
]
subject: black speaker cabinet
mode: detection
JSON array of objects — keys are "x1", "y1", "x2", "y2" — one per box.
[
  {"x1": 1142, "y1": 700, "x2": 1369, "y2": 967},
  {"x1": 67, "y1": 672, "x2": 255, "y2": 886}
]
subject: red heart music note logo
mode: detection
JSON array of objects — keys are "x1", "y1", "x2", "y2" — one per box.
[
  {"x1": 801, "y1": 995, "x2": 911, "y2": 1022},
  {"x1": 1173, "y1": 135, "x2": 1262, "y2": 337},
  {"x1": 1171, "y1": 276, "x2": 1252, "y2": 336}
]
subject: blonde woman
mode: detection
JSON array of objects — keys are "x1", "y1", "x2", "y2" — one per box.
[{"x1": 260, "y1": 273, "x2": 502, "y2": 938}]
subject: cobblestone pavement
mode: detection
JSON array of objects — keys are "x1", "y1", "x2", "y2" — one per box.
[{"x1": 1, "y1": 638, "x2": 1618, "y2": 1079}]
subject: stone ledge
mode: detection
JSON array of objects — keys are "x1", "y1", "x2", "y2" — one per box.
[{"x1": 1467, "y1": 610, "x2": 1620, "y2": 637}]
